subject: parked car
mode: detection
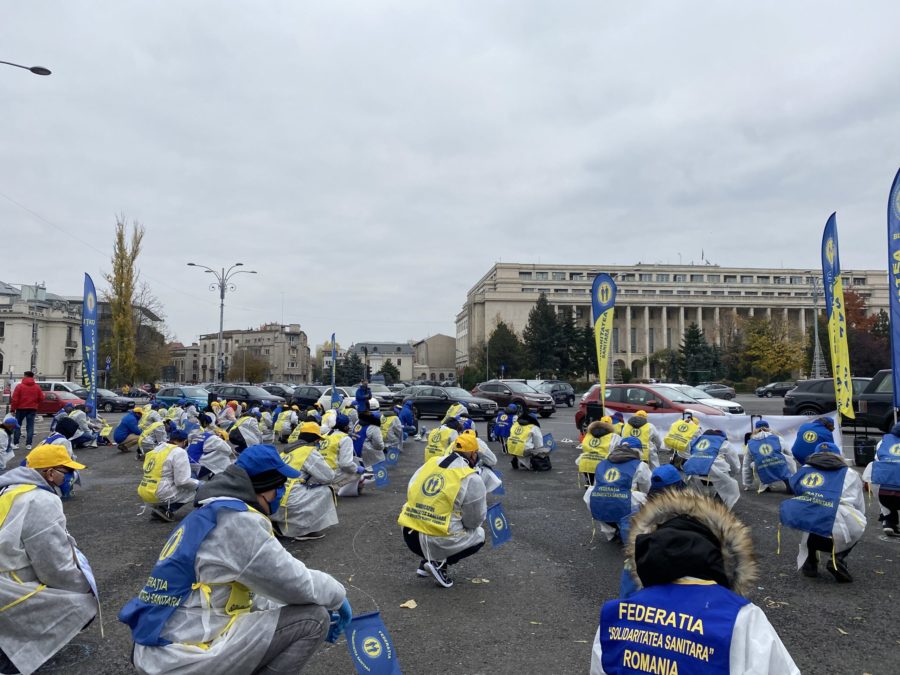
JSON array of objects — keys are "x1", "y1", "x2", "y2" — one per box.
[
  {"x1": 316, "y1": 386, "x2": 376, "y2": 410},
  {"x1": 856, "y1": 370, "x2": 895, "y2": 431},
  {"x1": 156, "y1": 385, "x2": 214, "y2": 409},
  {"x1": 470, "y1": 380, "x2": 556, "y2": 417},
  {"x1": 697, "y1": 383, "x2": 736, "y2": 400},
  {"x1": 38, "y1": 391, "x2": 85, "y2": 416},
  {"x1": 35, "y1": 381, "x2": 83, "y2": 394},
  {"x1": 781, "y1": 377, "x2": 871, "y2": 417},
  {"x1": 210, "y1": 384, "x2": 284, "y2": 408},
  {"x1": 368, "y1": 383, "x2": 397, "y2": 408},
  {"x1": 73, "y1": 388, "x2": 135, "y2": 413},
  {"x1": 403, "y1": 386, "x2": 498, "y2": 420},
  {"x1": 291, "y1": 385, "x2": 327, "y2": 408},
  {"x1": 575, "y1": 383, "x2": 724, "y2": 433},
  {"x1": 261, "y1": 384, "x2": 296, "y2": 400},
  {"x1": 533, "y1": 381, "x2": 576, "y2": 407},
  {"x1": 666, "y1": 384, "x2": 744, "y2": 415},
  {"x1": 755, "y1": 382, "x2": 796, "y2": 398}
]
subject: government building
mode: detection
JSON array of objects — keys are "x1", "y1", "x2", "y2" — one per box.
[{"x1": 455, "y1": 262, "x2": 889, "y2": 379}]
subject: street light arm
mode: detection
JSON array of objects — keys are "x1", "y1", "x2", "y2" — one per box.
[
  {"x1": 187, "y1": 262, "x2": 219, "y2": 278},
  {"x1": 0, "y1": 61, "x2": 51, "y2": 75},
  {"x1": 224, "y1": 269, "x2": 257, "y2": 283}
]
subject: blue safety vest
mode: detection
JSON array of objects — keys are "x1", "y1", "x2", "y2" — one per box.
[
  {"x1": 791, "y1": 422, "x2": 834, "y2": 465},
  {"x1": 780, "y1": 465, "x2": 846, "y2": 538},
  {"x1": 352, "y1": 423, "x2": 369, "y2": 457},
  {"x1": 590, "y1": 459, "x2": 640, "y2": 524},
  {"x1": 186, "y1": 432, "x2": 213, "y2": 464},
  {"x1": 747, "y1": 436, "x2": 791, "y2": 484},
  {"x1": 600, "y1": 581, "x2": 747, "y2": 674},
  {"x1": 118, "y1": 499, "x2": 249, "y2": 646},
  {"x1": 494, "y1": 413, "x2": 513, "y2": 439},
  {"x1": 683, "y1": 434, "x2": 726, "y2": 477},
  {"x1": 43, "y1": 432, "x2": 66, "y2": 446},
  {"x1": 872, "y1": 434, "x2": 900, "y2": 490}
]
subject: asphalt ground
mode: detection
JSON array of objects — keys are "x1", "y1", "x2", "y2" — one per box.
[{"x1": 11, "y1": 401, "x2": 900, "y2": 675}]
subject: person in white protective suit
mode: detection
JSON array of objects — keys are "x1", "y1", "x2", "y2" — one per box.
[
  {"x1": 741, "y1": 419, "x2": 796, "y2": 493},
  {"x1": 458, "y1": 423, "x2": 502, "y2": 494},
  {"x1": 258, "y1": 404, "x2": 275, "y2": 444},
  {"x1": 682, "y1": 429, "x2": 742, "y2": 509},
  {"x1": 620, "y1": 410, "x2": 662, "y2": 469},
  {"x1": 138, "y1": 429, "x2": 200, "y2": 522},
  {"x1": 229, "y1": 410, "x2": 263, "y2": 454},
  {"x1": 590, "y1": 491, "x2": 800, "y2": 675},
  {"x1": 272, "y1": 426, "x2": 339, "y2": 541},
  {"x1": 0, "y1": 445, "x2": 98, "y2": 675},
  {"x1": 584, "y1": 437, "x2": 652, "y2": 542},
  {"x1": 274, "y1": 405, "x2": 300, "y2": 442},
  {"x1": 187, "y1": 413, "x2": 235, "y2": 479},
  {"x1": 138, "y1": 414, "x2": 170, "y2": 460},
  {"x1": 119, "y1": 445, "x2": 351, "y2": 675},
  {"x1": 380, "y1": 406, "x2": 404, "y2": 450},
  {"x1": 324, "y1": 414, "x2": 368, "y2": 498},
  {"x1": 355, "y1": 406, "x2": 385, "y2": 469},
  {"x1": 507, "y1": 410, "x2": 549, "y2": 471}
]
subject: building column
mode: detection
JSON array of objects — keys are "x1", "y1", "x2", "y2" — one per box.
[
  {"x1": 714, "y1": 306, "x2": 721, "y2": 346},
  {"x1": 800, "y1": 307, "x2": 807, "y2": 335},
  {"x1": 661, "y1": 305, "x2": 668, "y2": 348},
  {"x1": 644, "y1": 305, "x2": 651, "y2": 358},
  {"x1": 678, "y1": 306, "x2": 685, "y2": 343},
  {"x1": 766, "y1": 307, "x2": 771, "y2": 319},
  {"x1": 749, "y1": 307, "x2": 755, "y2": 318},
  {"x1": 625, "y1": 305, "x2": 632, "y2": 372},
  {"x1": 697, "y1": 306, "x2": 703, "y2": 334},
  {"x1": 783, "y1": 307, "x2": 789, "y2": 323}
]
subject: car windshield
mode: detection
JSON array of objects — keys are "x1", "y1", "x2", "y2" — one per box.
[
  {"x1": 369, "y1": 384, "x2": 390, "y2": 393},
  {"x1": 56, "y1": 391, "x2": 82, "y2": 400},
  {"x1": 182, "y1": 387, "x2": 209, "y2": 398},
  {"x1": 504, "y1": 381, "x2": 536, "y2": 393},
  {"x1": 650, "y1": 386, "x2": 701, "y2": 404},
  {"x1": 445, "y1": 387, "x2": 472, "y2": 398},
  {"x1": 97, "y1": 389, "x2": 116, "y2": 397},
  {"x1": 676, "y1": 385, "x2": 714, "y2": 399},
  {"x1": 535, "y1": 383, "x2": 554, "y2": 393},
  {"x1": 243, "y1": 386, "x2": 273, "y2": 397}
]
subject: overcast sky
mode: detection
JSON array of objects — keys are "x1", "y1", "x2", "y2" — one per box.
[{"x1": 3, "y1": 2, "x2": 900, "y2": 348}]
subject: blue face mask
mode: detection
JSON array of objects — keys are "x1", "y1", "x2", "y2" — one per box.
[
  {"x1": 268, "y1": 486, "x2": 285, "y2": 515},
  {"x1": 58, "y1": 471, "x2": 77, "y2": 500}
]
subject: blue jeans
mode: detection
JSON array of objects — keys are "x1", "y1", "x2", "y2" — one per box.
[
  {"x1": 14, "y1": 410, "x2": 36, "y2": 446},
  {"x1": 72, "y1": 431, "x2": 97, "y2": 448}
]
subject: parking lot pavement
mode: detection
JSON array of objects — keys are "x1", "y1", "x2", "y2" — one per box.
[
  {"x1": 735, "y1": 393, "x2": 791, "y2": 417},
  {"x1": 17, "y1": 408, "x2": 899, "y2": 674}
]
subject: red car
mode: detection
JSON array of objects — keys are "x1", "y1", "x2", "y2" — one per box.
[
  {"x1": 575, "y1": 383, "x2": 723, "y2": 432},
  {"x1": 38, "y1": 391, "x2": 85, "y2": 415}
]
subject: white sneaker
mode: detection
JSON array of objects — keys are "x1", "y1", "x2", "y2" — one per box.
[
  {"x1": 25, "y1": 445, "x2": 31, "y2": 451},
  {"x1": 424, "y1": 561, "x2": 453, "y2": 588}
]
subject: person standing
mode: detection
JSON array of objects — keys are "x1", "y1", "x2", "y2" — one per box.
[
  {"x1": 9, "y1": 371, "x2": 44, "y2": 451},
  {"x1": 119, "y1": 445, "x2": 349, "y2": 674},
  {"x1": 0, "y1": 445, "x2": 98, "y2": 675},
  {"x1": 398, "y1": 432, "x2": 487, "y2": 588},
  {"x1": 591, "y1": 492, "x2": 799, "y2": 674}
]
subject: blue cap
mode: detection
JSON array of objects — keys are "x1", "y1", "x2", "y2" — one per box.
[
  {"x1": 169, "y1": 428, "x2": 189, "y2": 442},
  {"x1": 2, "y1": 415, "x2": 19, "y2": 429},
  {"x1": 619, "y1": 436, "x2": 642, "y2": 450},
  {"x1": 755, "y1": 420, "x2": 769, "y2": 429},
  {"x1": 63, "y1": 403, "x2": 74, "y2": 411},
  {"x1": 651, "y1": 464, "x2": 683, "y2": 487},
  {"x1": 336, "y1": 413, "x2": 350, "y2": 427},
  {"x1": 462, "y1": 418, "x2": 475, "y2": 431},
  {"x1": 611, "y1": 412, "x2": 625, "y2": 423},
  {"x1": 506, "y1": 403, "x2": 518, "y2": 413},
  {"x1": 236, "y1": 444, "x2": 302, "y2": 479},
  {"x1": 815, "y1": 442, "x2": 842, "y2": 455}
]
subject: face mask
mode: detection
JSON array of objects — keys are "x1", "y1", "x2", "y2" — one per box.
[
  {"x1": 58, "y1": 471, "x2": 77, "y2": 499},
  {"x1": 268, "y1": 486, "x2": 285, "y2": 515}
]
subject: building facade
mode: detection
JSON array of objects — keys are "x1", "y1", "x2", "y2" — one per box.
[
  {"x1": 0, "y1": 282, "x2": 82, "y2": 381},
  {"x1": 347, "y1": 342, "x2": 415, "y2": 381},
  {"x1": 169, "y1": 343, "x2": 201, "y2": 384},
  {"x1": 198, "y1": 323, "x2": 310, "y2": 383},
  {"x1": 412, "y1": 334, "x2": 458, "y2": 382},
  {"x1": 456, "y1": 263, "x2": 889, "y2": 379}
]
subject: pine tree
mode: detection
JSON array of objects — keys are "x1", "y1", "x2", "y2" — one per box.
[
  {"x1": 377, "y1": 361, "x2": 401, "y2": 385},
  {"x1": 679, "y1": 323, "x2": 716, "y2": 385},
  {"x1": 522, "y1": 293, "x2": 560, "y2": 376},
  {"x1": 488, "y1": 321, "x2": 526, "y2": 378}
]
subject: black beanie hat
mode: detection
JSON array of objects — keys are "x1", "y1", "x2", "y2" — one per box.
[{"x1": 250, "y1": 469, "x2": 288, "y2": 493}]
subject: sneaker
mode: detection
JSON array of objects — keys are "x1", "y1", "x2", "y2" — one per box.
[
  {"x1": 25, "y1": 445, "x2": 31, "y2": 451},
  {"x1": 883, "y1": 525, "x2": 900, "y2": 537},
  {"x1": 150, "y1": 507, "x2": 175, "y2": 522},
  {"x1": 416, "y1": 560, "x2": 429, "y2": 577},
  {"x1": 757, "y1": 485, "x2": 769, "y2": 494},
  {"x1": 826, "y1": 557, "x2": 853, "y2": 583},
  {"x1": 424, "y1": 561, "x2": 453, "y2": 588},
  {"x1": 293, "y1": 531, "x2": 326, "y2": 541},
  {"x1": 801, "y1": 553, "x2": 818, "y2": 578}
]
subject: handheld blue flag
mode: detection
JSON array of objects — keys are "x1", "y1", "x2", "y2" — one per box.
[
  {"x1": 487, "y1": 502, "x2": 512, "y2": 547},
  {"x1": 888, "y1": 168, "x2": 900, "y2": 408},
  {"x1": 543, "y1": 433, "x2": 557, "y2": 452},
  {"x1": 490, "y1": 467, "x2": 505, "y2": 495},
  {"x1": 385, "y1": 447, "x2": 400, "y2": 466},
  {"x1": 373, "y1": 461, "x2": 389, "y2": 487},
  {"x1": 346, "y1": 611, "x2": 402, "y2": 675}
]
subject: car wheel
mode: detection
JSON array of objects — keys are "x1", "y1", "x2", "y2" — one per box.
[
  {"x1": 539, "y1": 411, "x2": 552, "y2": 418},
  {"x1": 798, "y1": 407, "x2": 820, "y2": 416},
  {"x1": 765, "y1": 391, "x2": 773, "y2": 398},
  {"x1": 725, "y1": 393, "x2": 734, "y2": 400},
  {"x1": 567, "y1": 396, "x2": 575, "y2": 407},
  {"x1": 104, "y1": 402, "x2": 114, "y2": 413}
]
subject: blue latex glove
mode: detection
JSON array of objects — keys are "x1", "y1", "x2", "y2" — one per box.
[
  {"x1": 325, "y1": 598, "x2": 353, "y2": 643},
  {"x1": 356, "y1": 465, "x2": 366, "y2": 474}
]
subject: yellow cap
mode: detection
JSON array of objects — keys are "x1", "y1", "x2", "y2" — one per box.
[
  {"x1": 26, "y1": 444, "x2": 86, "y2": 471},
  {"x1": 298, "y1": 421, "x2": 322, "y2": 438},
  {"x1": 291, "y1": 405, "x2": 300, "y2": 411},
  {"x1": 454, "y1": 432, "x2": 479, "y2": 454},
  {"x1": 634, "y1": 410, "x2": 648, "y2": 418},
  {"x1": 600, "y1": 416, "x2": 613, "y2": 424}
]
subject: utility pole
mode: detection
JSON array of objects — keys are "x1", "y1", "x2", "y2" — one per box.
[{"x1": 810, "y1": 274, "x2": 826, "y2": 378}]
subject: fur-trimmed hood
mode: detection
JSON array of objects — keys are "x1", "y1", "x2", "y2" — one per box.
[
  {"x1": 625, "y1": 491, "x2": 757, "y2": 597},
  {"x1": 587, "y1": 420, "x2": 614, "y2": 437}
]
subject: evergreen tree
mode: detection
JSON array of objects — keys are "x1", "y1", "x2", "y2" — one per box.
[
  {"x1": 377, "y1": 361, "x2": 401, "y2": 385},
  {"x1": 555, "y1": 313, "x2": 580, "y2": 378},
  {"x1": 679, "y1": 323, "x2": 716, "y2": 385},
  {"x1": 488, "y1": 321, "x2": 526, "y2": 378},
  {"x1": 337, "y1": 352, "x2": 365, "y2": 385},
  {"x1": 522, "y1": 293, "x2": 560, "y2": 376}
]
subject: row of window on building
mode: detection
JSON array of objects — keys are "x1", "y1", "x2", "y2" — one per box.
[
  {"x1": 519, "y1": 287, "x2": 838, "y2": 298},
  {"x1": 518, "y1": 271, "x2": 868, "y2": 286}
]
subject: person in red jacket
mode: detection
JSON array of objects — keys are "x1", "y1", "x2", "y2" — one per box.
[{"x1": 10, "y1": 371, "x2": 44, "y2": 450}]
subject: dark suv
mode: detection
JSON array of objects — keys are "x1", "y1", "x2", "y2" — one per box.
[
  {"x1": 782, "y1": 377, "x2": 871, "y2": 416},
  {"x1": 291, "y1": 385, "x2": 327, "y2": 408},
  {"x1": 534, "y1": 381, "x2": 576, "y2": 407},
  {"x1": 471, "y1": 380, "x2": 556, "y2": 417},
  {"x1": 211, "y1": 384, "x2": 285, "y2": 407},
  {"x1": 856, "y1": 370, "x2": 894, "y2": 431}
]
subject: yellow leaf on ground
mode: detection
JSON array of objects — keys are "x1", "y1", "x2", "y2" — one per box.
[
  {"x1": 530, "y1": 621, "x2": 542, "y2": 625},
  {"x1": 399, "y1": 599, "x2": 418, "y2": 609},
  {"x1": 836, "y1": 628, "x2": 848, "y2": 635}
]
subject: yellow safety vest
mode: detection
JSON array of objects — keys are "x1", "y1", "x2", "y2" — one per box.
[
  {"x1": 139, "y1": 420, "x2": 166, "y2": 446},
  {"x1": 138, "y1": 444, "x2": 176, "y2": 503},
  {"x1": 622, "y1": 423, "x2": 653, "y2": 462},
  {"x1": 612, "y1": 422, "x2": 624, "y2": 436},
  {"x1": 166, "y1": 406, "x2": 180, "y2": 420},
  {"x1": 287, "y1": 423, "x2": 303, "y2": 444},
  {"x1": 441, "y1": 403, "x2": 467, "y2": 424},
  {"x1": 0, "y1": 485, "x2": 37, "y2": 527},
  {"x1": 397, "y1": 457, "x2": 475, "y2": 536},
  {"x1": 282, "y1": 444, "x2": 315, "y2": 473},
  {"x1": 139, "y1": 405, "x2": 153, "y2": 429},
  {"x1": 424, "y1": 427, "x2": 455, "y2": 462},
  {"x1": 507, "y1": 422, "x2": 535, "y2": 458},
  {"x1": 577, "y1": 434, "x2": 614, "y2": 474},
  {"x1": 232, "y1": 416, "x2": 251, "y2": 431},
  {"x1": 274, "y1": 411, "x2": 293, "y2": 434},
  {"x1": 318, "y1": 432, "x2": 346, "y2": 470},
  {"x1": 665, "y1": 420, "x2": 700, "y2": 454},
  {"x1": 380, "y1": 415, "x2": 394, "y2": 442}
]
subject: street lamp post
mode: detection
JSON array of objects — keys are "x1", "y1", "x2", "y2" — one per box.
[
  {"x1": 187, "y1": 262, "x2": 257, "y2": 382},
  {"x1": 0, "y1": 61, "x2": 51, "y2": 76},
  {"x1": 808, "y1": 273, "x2": 824, "y2": 379}
]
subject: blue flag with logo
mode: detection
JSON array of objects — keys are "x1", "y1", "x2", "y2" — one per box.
[
  {"x1": 385, "y1": 446, "x2": 400, "y2": 466},
  {"x1": 490, "y1": 467, "x2": 505, "y2": 495},
  {"x1": 543, "y1": 433, "x2": 557, "y2": 452},
  {"x1": 81, "y1": 273, "x2": 98, "y2": 418},
  {"x1": 373, "y1": 461, "x2": 389, "y2": 487},
  {"x1": 346, "y1": 611, "x2": 402, "y2": 675},
  {"x1": 487, "y1": 502, "x2": 512, "y2": 547},
  {"x1": 888, "y1": 168, "x2": 900, "y2": 408}
]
